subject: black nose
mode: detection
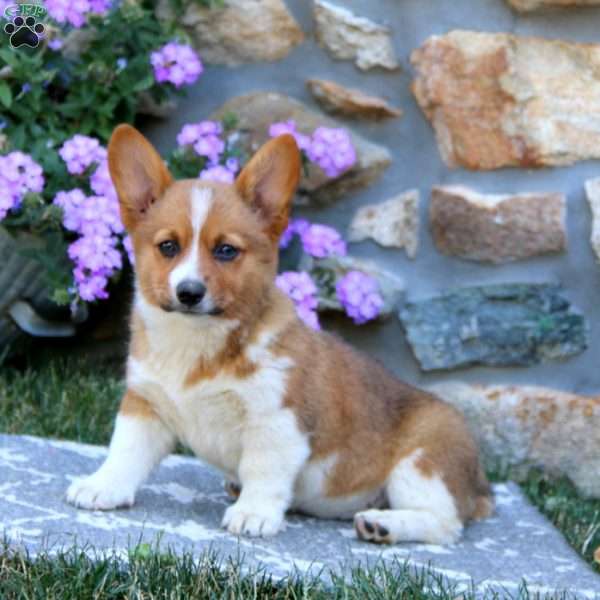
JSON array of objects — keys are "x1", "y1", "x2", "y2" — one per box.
[{"x1": 176, "y1": 280, "x2": 206, "y2": 307}]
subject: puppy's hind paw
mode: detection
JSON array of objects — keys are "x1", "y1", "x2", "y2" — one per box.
[{"x1": 354, "y1": 510, "x2": 393, "y2": 544}]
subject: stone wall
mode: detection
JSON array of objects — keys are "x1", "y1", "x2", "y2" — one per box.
[{"x1": 145, "y1": 0, "x2": 600, "y2": 495}]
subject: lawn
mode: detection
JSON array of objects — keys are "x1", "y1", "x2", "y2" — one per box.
[{"x1": 0, "y1": 356, "x2": 598, "y2": 598}]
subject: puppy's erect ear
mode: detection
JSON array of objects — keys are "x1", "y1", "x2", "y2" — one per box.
[
  {"x1": 235, "y1": 134, "x2": 301, "y2": 241},
  {"x1": 108, "y1": 124, "x2": 173, "y2": 231}
]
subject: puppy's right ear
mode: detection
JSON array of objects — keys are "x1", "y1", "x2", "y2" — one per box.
[{"x1": 108, "y1": 124, "x2": 173, "y2": 231}]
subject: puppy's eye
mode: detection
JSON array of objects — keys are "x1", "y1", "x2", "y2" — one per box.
[
  {"x1": 158, "y1": 240, "x2": 180, "y2": 258},
  {"x1": 213, "y1": 244, "x2": 239, "y2": 262}
]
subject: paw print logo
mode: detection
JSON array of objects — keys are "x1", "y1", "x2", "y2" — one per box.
[{"x1": 4, "y1": 15, "x2": 45, "y2": 48}]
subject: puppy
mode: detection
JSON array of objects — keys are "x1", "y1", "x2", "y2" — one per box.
[{"x1": 66, "y1": 125, "x2": 493, "y2": 544}]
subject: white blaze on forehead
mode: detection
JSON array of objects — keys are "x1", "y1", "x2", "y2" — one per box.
[{"x1": 169, "y1": 186, "x2": 213, "y2": 291}]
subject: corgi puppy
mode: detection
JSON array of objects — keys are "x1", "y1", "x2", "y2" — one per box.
[{"x1": 66, "y1": 125, "x2": 493, "y2": 544}]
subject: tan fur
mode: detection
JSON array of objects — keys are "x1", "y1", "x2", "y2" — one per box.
[
  {"x1": 102, "y1": 125, "x2": 493, "y2": 539},
  {"x1": 129, "y1": 312, "x2": 149, "y2": 360},
  {"x1": 120, "y1": 389, "x2": 156, "y2": 419},
  {"x1": 265, "y1": 303, "x2": 492, "y2": 523}
]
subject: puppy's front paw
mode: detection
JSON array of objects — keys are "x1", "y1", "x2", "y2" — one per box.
[
  {"x1": 66, "y1": 472, "x2": 135, "y2": 510},
  {"x1": 222, "y1": 501, "x2": 283, "y2": 537}
]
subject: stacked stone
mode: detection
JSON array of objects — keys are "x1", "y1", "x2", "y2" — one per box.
[{"x1": 155, "y1": 0, "x2": 600, "y2": 498}]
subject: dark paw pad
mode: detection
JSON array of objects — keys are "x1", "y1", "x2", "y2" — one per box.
[
  {"x1": 4, "y1": 15, "x2": 44, "y2": 48},
  {"x1": 354, "y1": 514, "x2": 392, "y2": 544},
  {"x1": 224, "y1": 481, "x2": 241, "y2": 500}
]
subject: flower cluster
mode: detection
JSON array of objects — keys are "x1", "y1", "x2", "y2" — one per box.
[
  {"x1": 0, "y1": 152, "x2": 44, "y2": 220},
  {"x1": 268, "y1": 120, "x2": 311, "y2": 152},
  {"x1": 279, "y1": 217, "x2": 309, "y2": 249},
  {"x1": 301, "y1": 223, "x2": 346, "y2": 258},
  {"x1": 276, "y1": 271, "x2": 320, "y2": 330},
  {"x1": 336, "y1": 271, "x2": 384, "y2": 325},
  {"x1": 277, "y1": 220, "x2": 382, "y2": 327},
  {"x1": 53, "y1": 135, "x2": 129, "y2": 302},
  {"x1": 269, "y1": 121, "x2": 356, "y2": 178},
  {"x1": 177, "y1": 120, "x2": 224, "y2": 162},
  {"x1": 176, "y1": 120, "x2": 240, "y2": 183},
  {"x1": 45, "y1": 0, "x2": 112, "y2": 28},
  {"x1": 59, "y1": 135, "x2": 107, "y2": 176},
  {"x1": 280, "y1": 219, "x2": 346, "y2": 258},
  {"x1": 151, "y1": 42, "x2": 203, "y2": 89},
  {"x1": 307, "y1": 127, "x2": 356, "y2": 179}
]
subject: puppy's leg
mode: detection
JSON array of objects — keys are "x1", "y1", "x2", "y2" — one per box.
[
  {"x1": 66, "y1": 391, "x2": 175, "y2": 510},
  {"x1": 222, "y1": 412, "x2": 309, "y2": 538},
  {"x1": 354, "y1": 449, "x2": 463, "y2": 545}
]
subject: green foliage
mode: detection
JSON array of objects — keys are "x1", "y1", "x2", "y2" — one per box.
[
  {"x1": 0, "y1": 543, "x2": 474, "y2": 600},
  {"x1": 168, "y1": 0, "x2": 226, "y2": 12},
  {"x1": 521, "y1": 470, "x2": 600, "y2": 572},
  {"x1": 0, "y1": 4, "x2": 178, "y2": 158},
  {"x1": 0, "y1": 359, "x2": 122, "y2": 444},
  {"x1": 0, "y1": 1, "x2": 195, "y2": 305}
]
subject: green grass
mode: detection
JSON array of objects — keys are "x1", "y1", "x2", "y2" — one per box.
[
  {"x1": 0, "y1": 359, "x2": 122, "y2": 445},
  {"x1": 0, "y1": 357, "x2": 598, "y2": 597},
  {"x1": 0, "y1": 541, "x2": 575, "y2": 600},
  {"x1": 520, "y1": 471, "x2": 600, "y2": 569}
]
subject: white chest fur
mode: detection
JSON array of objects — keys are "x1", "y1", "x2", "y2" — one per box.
[{"x1": 128, "y1": 296, "x2": 296, "y2": 479}]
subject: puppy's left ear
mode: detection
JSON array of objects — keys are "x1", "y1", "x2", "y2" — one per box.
[{"x1": 235, "y1": 134, "x2": 301, "y2": 241}]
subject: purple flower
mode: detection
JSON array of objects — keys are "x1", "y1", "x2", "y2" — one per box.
[
  {"x1": 268, "y1": 120, "x2": 311, "y2": 152},
  {"x1": 225, "y1": 157, "x2": 239, "y2": 175},
  {"x1": 74, "y1": 269, "x2": 110, "y2": 301},
  {"x1": 59, "y1": 135, "x2": 106, "y2": 175},
  {"x1": 176, "y1": 120, "x2": 224, "y2": 163},
  {"x1": 69, "y1": 233, "x2": 122, "y2": 301},
  {"x1": 0, "y1": 151, "x2": 45, "y2": 220},
  {"x1": 193, "y1": 136, "x2": 225, "y2": 164},
  {"x1": 90, "y1": 159, "x2": 117, "y2": 200},
  {"x1": 53, "y1": 188, "x2": 87, "y2": 232},
  {"x1": 279, "y1": 217, "x2": 310, "y2": 249},
  {"x1": 151, "y1": 42, "x2": 203, "y2": 89},
  {"x1": 123, "y1": 235, "x2": 135, "y2": 264},
  {"x1": 295, "y1": 303, "x2": 320, "y2": 330},
  {"x1": 199, "y1": 165, "x2": 234, "y2": 184},
  {"x1": 336, "y1": 271, "x2": 383, "y2": 325},
  {"x1": 46, "y1": 0, "x2": 91, "y2": 28},
  {"x1": 56, "y1": 188, "x2": 126, "y2": 302},
  {"x1": 300, "y1": 223, "x2": 346, "y2": 258},
  {"x1": 89, "y1": 0, "x2": 112, "y2": 14},
  {"x1": 177, "y1": 121, "x2": 222, "y2": 147},
  {"x1": 0, "y1": 186, "x2": 14, "y2": 221},
  {"x1": 307, "y1": 127, "x2": 356, "y2": 179},
  {"x1": 54, "y1": 190, "x2": 123, "y2": 236},
  {"x1": 275, "y1": 271, "x2": 318, "y2": 308},
  {"x1": 116, "y1": 57, "x2": 127, "y2": 71},
  {"x1": 275, "y1": 270, "x2": 320, "y2": 330},
  {"x1": 48, "y1": 38, "x2": 63, "y2": 51}
]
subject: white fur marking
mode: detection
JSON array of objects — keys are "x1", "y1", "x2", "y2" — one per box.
[
  {"x1": 66, "y1": 414, "x2": 175, "y2": 510},
  {"x1": 354, "y1": 449, "x2": 462, "y2": 545},
  {"x1": 169, "y1": 186, "x2": 213, "y2": 292}
]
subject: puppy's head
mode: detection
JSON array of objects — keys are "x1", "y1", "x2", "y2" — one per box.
[{"x1": 108, "y1": 124, "x2": 300, "y2": 321}]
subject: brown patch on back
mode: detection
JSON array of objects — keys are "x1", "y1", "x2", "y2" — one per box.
[
  {"x1": 273, "y1": 320, "x2": 492, "y2": 524},
  {"x1": 120, "y1": 389, "x2": 156, "y2": 419}
]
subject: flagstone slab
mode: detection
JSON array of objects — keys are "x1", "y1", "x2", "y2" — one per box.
[{"x1": 1, "y1": 434, "x2": 598, "y2": 598}]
